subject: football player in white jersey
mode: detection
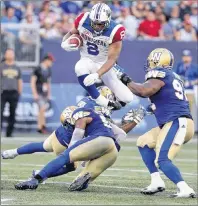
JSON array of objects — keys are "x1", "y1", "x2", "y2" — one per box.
[{"x1": 61, "y1": 3, "x2": 133, "y2": 110}]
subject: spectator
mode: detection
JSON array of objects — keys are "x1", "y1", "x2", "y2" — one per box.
[
  {"x1": 169, "y1": 6, "x2": 182, "y2": 29},
  {"x1": 116, "y1": 7, "x2": 138, "y2": 39},
  {"x1": 39, "y1": 1, "x2": 57, "y2": 26},
  {"x1": 190, "y1": 3, "x2": 198, "y2": 29},
  {"x1": 138, "y1": 11, "x2": 162, "y2": 40},
  {"x1": 30, "y1": 53, "x2": 54, "y2": 134},
  {"x1": 1, "y1": 7, "x2": 19, "y2": 24},
  {"x1": 1, "y1": 7, "x2": 19, "y2": 39},
  {"x1": 175, "y1": 20, "x2": 197, "y2": 41},
  {"x1": 110, "y1": 0, "x2": 122, "y2": 20},
  {"x1": 49, "y1": 0, "x2": 64, "y2": 21},
  {"x1": 158, "y1": 13, "x2": 174, "y2": 40},
  {"x1": 1, "y1": 49, "x2": 23, "y2": 137},
  {"x1": 178, "y1": 1, "x2": 191, "y2": 20},
  {"x1": 40, "y1": 18, "x2": 62, "y2": 39},
  {"x1": 174, "y1": 50, "x2": 198, "y2": 113},
  {"x1": 22, "y1": 2, "x2": 39, "y2": 23},
  {"x1": 154, "y1": 4, "x2": 163, "y2": 19},
  {"x1": 18, "y1": 14, "x2": 39, "y2": 61},
  {"x1": 61, "y1": 14, "x2": 75, "y2": 34},
  {"x1": 131, "y1": 1, "x2": 148, "y2": 22},
  {"x1": 4, "y1": 1, "x2": 26, "y2": 21}
]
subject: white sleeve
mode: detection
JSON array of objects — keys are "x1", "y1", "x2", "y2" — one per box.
[{"x1": 110, "y1": 123, "x2": 127, "y2": 142}]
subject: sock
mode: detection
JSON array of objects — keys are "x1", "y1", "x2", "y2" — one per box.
[
  {"x1": 95, "y1": 94, "x2": 109, "y2": 107},
  {"x1": 48, "y1": 163, "x2": 76, "y2": 178},
  {"x1": 78, "y1": 74, "x2": 100, "y2": 99},
  {"x1": 158, "y1": 160, "x2": 184, "y2": 184},
  {"x1": 36, "y1": 151, "x2": 70, "y2": 180},
  {"x1": 150, "y1": 172, "x2": 163, "y2": 183},
  {"x1": 17, "y1": 142, "x2": 47, "y2": 155},
  {"x1": 138, "y1": 146, "x2": 158, "y2": 174},
  {"x1": 177, "y1": 181, "x2": 190, "y2": 191}
]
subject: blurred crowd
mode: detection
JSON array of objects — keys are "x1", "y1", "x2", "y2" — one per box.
[{"x1": 1, "y1": 0, "x2": 198, "y2": 41}]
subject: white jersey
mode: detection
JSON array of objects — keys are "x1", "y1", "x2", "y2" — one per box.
[{"x1": 75, "y1": 12, "x2": 125, "y2": 64}]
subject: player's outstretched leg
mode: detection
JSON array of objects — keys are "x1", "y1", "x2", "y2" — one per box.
[
  {"x1": 14, "y1": 136, "x2": 115, "y2": 190},
  {"x1": 1, "y1": 142, "x2": 47, "y2": 159},
  {"x1": 156, "y1": 119, "x2": 196, "y2": 198},
  {"x1": 137, "y1": 128, "x2": 165, "y2": 195}
]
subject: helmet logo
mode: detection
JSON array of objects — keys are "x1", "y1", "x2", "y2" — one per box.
[{"x1": 151, "y1": 52, "x2": 162, "y2": 63}]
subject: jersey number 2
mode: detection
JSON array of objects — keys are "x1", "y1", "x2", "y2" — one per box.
[
  {"x1": 173, "y1": 79, "x2": 187, "y2": 100},
  {"x1": 87, "y1": 42, "x2": 99, "y2": 56}
]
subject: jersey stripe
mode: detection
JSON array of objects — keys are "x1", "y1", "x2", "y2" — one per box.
[
  {"x1": 96, "y1": 3, "x2": 103, "y2": 20},
  {"x1": 78, "y1": 12, "x2": 89, "y2": 30},
  {"x1": 108, "y1": 24, "x2": 123, "y2": 44}
]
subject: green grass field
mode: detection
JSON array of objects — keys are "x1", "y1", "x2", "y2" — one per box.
[{"x1": 1, "y1": 137, "x2": 198, "y2": 205}]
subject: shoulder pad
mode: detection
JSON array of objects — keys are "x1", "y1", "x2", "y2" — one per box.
[
  {"x1": 145, "y1": 70, "x2": 166, "y2": 81},
  {"x1": 72, "y1": 110, "x2": 91, "y2": 121}
]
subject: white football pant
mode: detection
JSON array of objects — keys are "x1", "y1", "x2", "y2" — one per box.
[{"x1": 75, "y1": 58, "x2": 133, "y2": 103}]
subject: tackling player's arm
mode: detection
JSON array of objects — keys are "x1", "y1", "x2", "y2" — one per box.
[
  {"x1": 127, "y1": 79, "x2": 165, "y2": 98},
  {"x1": 120, "y1": 121, "x2": 137, "y2": 134},
  {"x1": 69, "y1": 117, "x2": 92, "y2": 147}
]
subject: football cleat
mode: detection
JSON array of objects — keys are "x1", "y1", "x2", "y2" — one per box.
[
  {"x1": 107, "y1": 100, "x2": 122, "y2": 111},
  {"x1": 141, "y1": 182, "x2": 165, "y2": 195},
  {"x1": 1, "y1": 149, "x2": 18, "y2": 159},
  {"x1": 170, "y1": 188, "x2": 196, "y2": 198},
  {"x1": 68, "y1": 172, "x2": 91, "y2": 191},
  {"x1": 32, "y1": 170, "x2": 46, "y2": 184},
  {"x1": 15, "y1": 178, "x2": 39, "y2": 190}
]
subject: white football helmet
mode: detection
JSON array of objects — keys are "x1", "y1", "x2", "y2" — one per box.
[{"x1": 89, "y1": 3, "x2": 111, "y2": 35}]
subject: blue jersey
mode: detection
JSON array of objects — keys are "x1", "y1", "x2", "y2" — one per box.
[
  {"x1": 72, "y1": 107, "x2": 114, "y2": 139},
  {"x1": 145, "y1": 68, "x2": 192, "y2": 127},
  {"x1": 55, "y1": 124, "x2": 74, "y2": 147},
  {"x1": 77, "y1": 96, "x2": 112, "y2": 118}
]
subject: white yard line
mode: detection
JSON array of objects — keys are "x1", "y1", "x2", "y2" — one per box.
[
  {"x1": 1, "y1": 198, "x2": 14, "y2": 205},
  {"x1": 2, "y1": 162, "x2": 197, "y2": 177}
]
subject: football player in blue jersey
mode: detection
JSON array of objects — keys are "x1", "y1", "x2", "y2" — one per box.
[
  {"x1": 120, "y1": 48, "x2": 196, "y2": 198},
  {"x1": 2, "y1": 86, "x2": 147, "y2": 187},
  {"x1": 1, "y1": 86, "x2": 123, "y2": 160},
  {"x1": 14, "y1": 105, "x2": 146, "y2": 191}
]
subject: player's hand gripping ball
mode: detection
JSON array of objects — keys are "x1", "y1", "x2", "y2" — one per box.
[{"x1": 61, "y1": 34, "x2": 83, "y2": 52}]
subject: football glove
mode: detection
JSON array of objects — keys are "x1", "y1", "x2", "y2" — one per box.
[
  {"x1": 83, "y1": 73, "x2": 99, "y2": 86},
  {"x1": 61, "y1": 38, "x2": 79, "y2": 52},
  {"x1": 120, "y1": 73, "x2": 132, "y2": 86}
]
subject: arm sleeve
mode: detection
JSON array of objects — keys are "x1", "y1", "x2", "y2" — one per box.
[
  {"x1": 112, "y1": 26, "x2": 126, "y2": 43},
  {"x1": 74, "y1": 13, "x2": 85, "y2": 29},
  {"x1": 17, "y1": 67, "x2": 22, "y2": 79},
  {"x1": 110, "y1": 123, "x2": 127, "y2": 142}
]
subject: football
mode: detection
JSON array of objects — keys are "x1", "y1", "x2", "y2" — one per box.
[{"x1": 68, "y1": 34, "x2": 83, "y2": 47}]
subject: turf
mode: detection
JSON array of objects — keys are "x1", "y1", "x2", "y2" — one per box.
[{"x1": 1, "y1": 138, "x2": 198, "y2": 205}]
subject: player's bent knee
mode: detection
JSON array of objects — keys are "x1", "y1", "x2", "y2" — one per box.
[
  {"x1": 75, "y1": 61, "x2": 90, "y2": 77},
  {"x1": 136, "y1": 135, "x2": 155, "y2": 149},
  {"x1": 43, "y1": 133, "x2": 54, "y2": 152}
]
